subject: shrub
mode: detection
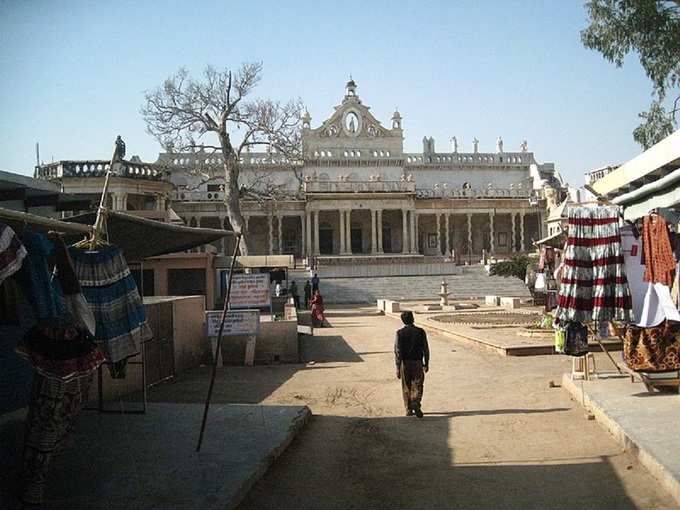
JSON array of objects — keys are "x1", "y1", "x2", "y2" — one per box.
[{"x1": 489, "y1": 255, "x2": 532, "y2": 281}]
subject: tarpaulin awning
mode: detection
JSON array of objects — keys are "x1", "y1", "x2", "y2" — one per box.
[
  {"x1": 534, "y1": 228, "x2": 566, "y2": 249},
  {"x1": 65, "y1": 210, "x2": 232, "y2": 261},
  {"x1": 0, "y1": 207, "x2": 93, "y2": 235}
]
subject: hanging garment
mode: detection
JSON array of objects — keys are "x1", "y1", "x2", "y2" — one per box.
[
  {"x1": 534, "y1": 272, "x2": 546, "y2": 292},
  {"x1": 642, "y1": 215, "x2": 676, "y2": 287},
  {"x1": 15, "y1": 325, "x2": 104, "y2": 382},
  {"x1": 0, "y1": 276, "x2": 20, "y2": 324},
  {"x1": 69, "y1": 245, "x2": 152, "y2": 364},
  {"x1": 0, "y1": 223, "x2": 27, "y2": 285},
  {"x1": 20, "y1": 373, "x2": 93, "y2": 504},
  {"x1": 621, "y1": 321, "x2": 680, "y2": 372},
  {"x1": 16, "y1": 229, "x2": 66, "y2": 321},
  {"x1": 563, "y1": 321, "x2": 589, "y2": 357},
  {"x1": 555, "y1": 206, "x2": 633, "y2": 323}
]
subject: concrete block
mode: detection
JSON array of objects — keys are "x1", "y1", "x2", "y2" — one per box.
[
  {"x1": 376, "y1": 299, "x2": 386, "y2": 311},
  {"x1": 485, "y1": 295, "x2": 500, "y2": 306},
  {"x1": 500, "y1": 297, "x2": 521, "y2": 309},
  {"x1": 385, "y1": 300, "x2": 401, "y2": 313},
  {"x1": 424, "y1": 304, "x2": 442, "y2": 311}
]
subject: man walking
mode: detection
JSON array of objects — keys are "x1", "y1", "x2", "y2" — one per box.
[
  {"x1": 311, "y1": 272, "x2": 320, "y2": 293},
  {"x1": 394, "y1": 311, "x2": 429, "y2": 418},
  {"x1": 303, "y1": 280, "x2": 312, "y2": 309}
]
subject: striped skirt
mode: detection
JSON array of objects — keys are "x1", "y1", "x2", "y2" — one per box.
[
  {"x1": 555, "y1": 206, "x2": 633, "y2": 323},
  {"x1": 68, "y1": 245, "x2": 152, "y2": 363}
]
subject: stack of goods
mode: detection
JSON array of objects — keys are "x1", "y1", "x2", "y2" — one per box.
[
  {"x1": 617, "y1": 214, "x2": 680, "y2": 373},
  {"x1": 554, "y1": 206, "x2": 633, "y2": 357}
]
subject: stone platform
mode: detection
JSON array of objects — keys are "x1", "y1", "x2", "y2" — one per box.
[
  {"x1": 562, "y1": 373, "x2": 680, "y2": 506},
  {"x1": 0, "y1": 403, "x2": 310, "y2": 509}
]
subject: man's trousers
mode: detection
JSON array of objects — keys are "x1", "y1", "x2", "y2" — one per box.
[{"x1": 400, "y1": 360, "x2": 424, "y2": 411}]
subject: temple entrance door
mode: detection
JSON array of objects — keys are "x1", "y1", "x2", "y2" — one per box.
[
  {"x1": 319, "y1": 229, "x2": 333, "y2": 254},
  {"x1": 382, "y1": 227, "x2": 392, "y2": 253},
  {"x1": 351, "y1": 228, "x2": 362, "y2": 254}
]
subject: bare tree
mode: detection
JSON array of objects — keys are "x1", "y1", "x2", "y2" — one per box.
[{"x1": 141, "y1": 63, "x2": 304, "y2": 254}]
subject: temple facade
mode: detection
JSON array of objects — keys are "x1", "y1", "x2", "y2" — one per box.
[
  {"x1": 36, "y1": 80, "x2": 563, "y2": 263},
  {"x1": 161, "y1": 80, "x2": 561, "y2": 261}
]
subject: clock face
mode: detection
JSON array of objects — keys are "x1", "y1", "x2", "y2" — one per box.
[{"x1": 343, "y1": 111, "x2": 360, "y2": 136}]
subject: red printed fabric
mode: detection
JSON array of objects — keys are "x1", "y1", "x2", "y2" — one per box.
[
  {"x1": 555, "y1": 206, "x2": 633, "y2": 323},
  {"x1": 642, "y1": 215, "x2": 675, "y2": 287}
]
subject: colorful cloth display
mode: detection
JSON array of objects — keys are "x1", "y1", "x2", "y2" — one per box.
[
  {"x1": 20, "y1": 373, "x2": 93, "y2": 504},
  {"x1": 555, "y1": 206, "x2": 633, "y2": 323},
  {"x1": 0, "y1": 223, "x2": 27, "y2": 285},
  {"x1": 622, "y1": 321, "x2": 680, "y2": 372},
  {"x1": 69, "y1": 245, "x2": 152, "y2": 364},
  {"x1": 642, "y1": 215, "x2": 675, "y2": 287}
]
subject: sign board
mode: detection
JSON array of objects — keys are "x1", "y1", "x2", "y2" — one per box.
[
  {"x1": 205, "y1": 309, "x2": 260, "y2": 337},
  {"x1": 226, "y1": 273, "x2": 271, "y2": 308}
]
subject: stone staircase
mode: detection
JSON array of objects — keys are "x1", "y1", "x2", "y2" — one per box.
[{"x1": 290, "y1": 266, "x2": 530, "y2": 304}]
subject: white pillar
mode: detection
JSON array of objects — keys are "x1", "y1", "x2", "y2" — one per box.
[
  {"x1": 414, "y1": 213, "x2": 419, "y2": 254},
  {"x1": 467, "y1": 213, "x2": 473, "y2": 260},
  {"x1": 436, "y1": 213, "x2": 442, "y2": 255},
  {"x1": 314, "y1": 211, "x2": 320, "y2": 255},
  {"x1": 445, "y1": 213, "x2": 450, "y2": 255},
  {"x1": 339, "y1": 210, "x2": 346, "y2": 254},
  {"x1": 305, "y1": 212, "x2": 311, "y2": 256},
  {"x1": 371, "y1": 210, "x2": 377, "y2": 254},
  {"x1": 268, "y1": 214, "x2": 274, "y2": 254},
  {"x1": 511, "y1": 213, "x2": 516, "y2": 252},
  {"x1": 377, "y1": 210, "x2": 384, "y2": 253},
  {"x1": 410, "y1": 211, "x2": 416, "y2": 253},
  {"x1": 277, "y1": 215, "x2": 283, "y2": 254},
  {"x1": 401, "y1": 209, "x2": 409, "y2": 254},
  {"x1": 301, "y1": 214, "x2": 307, "y2": 257},
  {"x1": 218, "y1": 215, "x2": 226, "y2": 254},
  {"x1": 489, "y1": 211, "x2": 495, "y2": 254},
  {"x1": 520, "y1": 212, "x2": 525, "y2": 251},
  {"x1": 346, "y1": 209, "x2": 353, "y2": 254}
]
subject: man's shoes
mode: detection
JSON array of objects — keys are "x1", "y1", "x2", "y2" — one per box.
[
  {"x1": 406, "y1": 409, "x2": 414, "y2": 416},
  {"x1": 414, "y1": 406, "x2": 424, "y2": 419}
]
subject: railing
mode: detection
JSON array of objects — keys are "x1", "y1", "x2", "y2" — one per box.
[
  {"x1": 416, "y1": 187, "x2": 532, "y2": 199},
  {"x1": 404, "y1": 152, "x2": 535, "y2": 166},
  {"x1": 303, "y1": 181, "x2": 416, "y2": 193},
  {"x1": 35, "y1": 160, "x2": 166, "y2": 181},
  {"x1": 171, "y1": 190, "x2": 302, "y2": 202}
]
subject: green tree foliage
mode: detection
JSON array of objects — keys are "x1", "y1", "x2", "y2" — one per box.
[
  {"x1": 581, "y1": 0, "x2": 680, "y2": 148},
  {"x1": 489, "y1": 255, "x2": 532, "y2": 281}
]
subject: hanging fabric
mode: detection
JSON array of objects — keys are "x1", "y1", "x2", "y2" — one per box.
[
  {"x1": 68, "y1": 245, "x2": 152, "y2": 366},
  {"x1": 621, "y1": 321, "x2": 680, "y2": 372},
  {"x1": 563, "y1": 321, "x2": 589, "y2": 357},
  {"x1": 555, "y1": 206, "x2": 633, "y2": 323},
  {"x1": 642, "y1": 214, "x2": 676, "y2": 287},
  {"x1": 0, "y1": 222, "x2": 27, "y2": 285}
]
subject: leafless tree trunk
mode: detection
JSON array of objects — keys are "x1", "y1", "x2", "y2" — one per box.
[{"x1": 141, "y1": 63, "x2": 303, "y2": 255}]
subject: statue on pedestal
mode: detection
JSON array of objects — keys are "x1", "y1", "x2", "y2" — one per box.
[
  {"x1": 450, "y1": 136, "x2": 458, "y2": 153},
  {"x1": 496, "y1": 136, "x2": 504, "y2": 153},
  {"x1": 473, "y1": 138, "x2": 479, "y2": 153},
  {"x1": 113, "y1": 135, "x2": 126, "y2": 162},
  {"x1": 520, "y1": 139, "x2": 528, "y2": 152}
]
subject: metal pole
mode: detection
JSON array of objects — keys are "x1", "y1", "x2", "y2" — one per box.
[{"x1": 196, "y1": 234, "x2": 242, "y2": 452}]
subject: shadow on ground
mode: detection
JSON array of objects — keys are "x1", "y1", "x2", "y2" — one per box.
[{"x1": 237, "y1": 414, "x2": 642, "y2": 510}]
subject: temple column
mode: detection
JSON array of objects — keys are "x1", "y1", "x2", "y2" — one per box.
[
  {"x1": 218, "y1": 214, "x2": 226, "y2": 254},
  {"x1": 346, "y1": 210, "x2": 353, "y2": 254},
  {"x1": 339, "y1": 209, "x2": 346, "y2": 255},
  {"x1": 414, "y1": 213, "x2": 420, "y2": 254},
  {"x1": 489, "y1": 211, "x2": 495, "y2": 254},
  {"x1": 410, "y1": 211, "x2": 416, "y2": 253},
  {"x1": 436, "y1": 213, "x2": 442, "y2": 255},
  {"x1": 444, "y1": 213, "x2": 450, "y2": 256},
  {"x1": 305, "y1": 212, "x2": 311, "y2": 257},
  {"x1": 377, "y1": 210, "x2": 384, "y2": 253},
  {"x1": 277, "y1": 215, "x2": 283, "y2": 254},
  {"x1": 313, "y1": 211, "x2": 320, "y2": 255},
  {"x1": 371, "y1": 210, "x2": 377, "y2": 254},
  {"x1": 520, "y1": 212, "x2": 525, "y2": 251},
  {"x1": 467, "y1": 213, "x2": 473, "y2": 261},
  {"x1": 511, "y1": 212, "x2": 516, "y2": 252},
  {"x1": 402, "y1": 209, "x2": 409, "y2": 254},
  {"x1": 268, "y1": 214, "x2": 274, "y2": 254},
  {"x1": 300, "y1": 214, "x2": 306, "y2": 257}
]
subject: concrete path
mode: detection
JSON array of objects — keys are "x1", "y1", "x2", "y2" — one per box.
[
  {"x1": 1, "y1": 403, "x2": 310, "y2": 510},
  {"x1": 563, "y1": 372, "x2": 680, "y2": 507},
  {"x1": 231, "y1": 308, "x2": 677, "y2": 509}
]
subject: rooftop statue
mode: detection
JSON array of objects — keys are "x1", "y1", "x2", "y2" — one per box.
[
  {"x1": 114, "y1": 135, "x2": 126, "y2": 161},
  {"x1": 496, "y1": 136, "x2": 504, "y2": 153},
  {"x1": 520, "y1": 139, "x2": 528, "y2": 152},
  {"x1": 473, "y1": 138, "x2": 479, "y2": 153},
  {"x1": 450, "y1": 136, "x2": 458, "y2": 153}
]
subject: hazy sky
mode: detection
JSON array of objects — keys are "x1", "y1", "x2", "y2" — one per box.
[{"x1": 0, "y1": 0, "x2": 655, "y2": 183}]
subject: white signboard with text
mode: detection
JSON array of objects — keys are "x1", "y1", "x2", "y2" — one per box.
[
  {"x1": 227, "y1": 273, "x2": 271, "y2": 308},
  {"x1": 205, "y1": 309, "x2": 260, "y2": 337}
]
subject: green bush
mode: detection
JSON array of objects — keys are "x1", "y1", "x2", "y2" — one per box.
[{"x1": 489, "y1": 255, "x2": 532, "y2": 281}]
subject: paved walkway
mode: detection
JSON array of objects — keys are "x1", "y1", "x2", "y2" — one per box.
[
  {"x1": 232, "y1": 309, "x2": 677, "y2": 509},
  {"x1": 563, "y1": 372, "x2": 680, "y2": 506}
]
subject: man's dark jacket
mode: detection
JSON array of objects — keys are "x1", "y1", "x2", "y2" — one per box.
[{"x1": 394, "y1": 324, "x2": 430, "y2": 369}]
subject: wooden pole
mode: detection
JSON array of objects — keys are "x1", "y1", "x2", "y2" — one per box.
[{"x1": 196, "y1": 234, "x2": 242, "y2": 452}]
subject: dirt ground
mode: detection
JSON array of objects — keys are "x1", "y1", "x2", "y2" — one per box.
[{"x1": 150, "y1": 307, "x2": 678, "y2": 509}]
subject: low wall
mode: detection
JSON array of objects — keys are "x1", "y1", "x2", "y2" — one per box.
[
  {"x1": 221, "y1": 316, "x2": 299, "y2": 365},
  {"x1": 318, "y1": 262, "x2": 464, "y2": 278}
]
